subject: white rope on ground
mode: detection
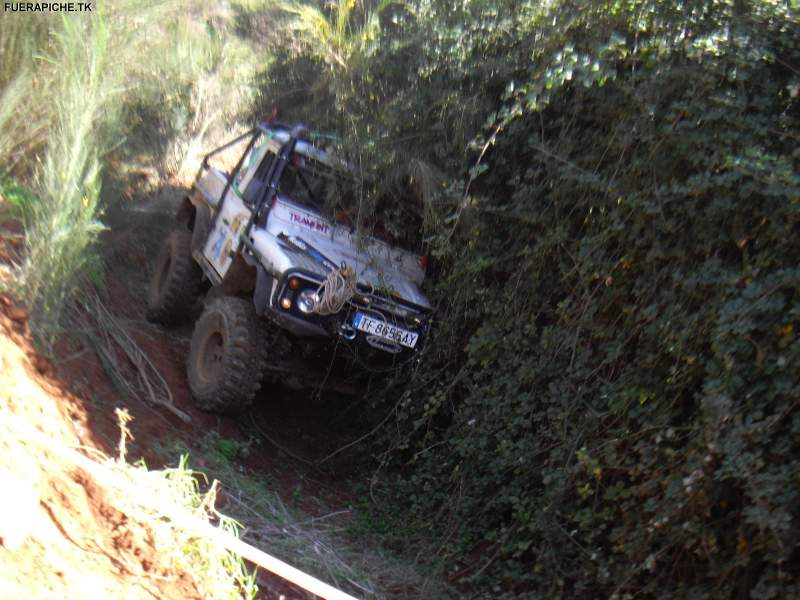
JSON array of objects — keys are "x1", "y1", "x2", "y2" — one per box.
[
  {"x1": 313, "y1": 265, "x2": 357, "y2": 316},
  {"x1": 0, "y1": 415, "x2": 360, "y2": 600}
]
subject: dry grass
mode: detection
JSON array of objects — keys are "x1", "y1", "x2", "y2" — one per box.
[
  {"x1": 74, "y1": 292, "x2": 191, "y2": 423},
  {"x1": 173, "y1": 429, "x2": 454, "y2": 600}
]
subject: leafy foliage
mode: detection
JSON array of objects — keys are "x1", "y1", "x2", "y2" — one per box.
[
  {"x1": 278, "y1": 0, "x2": 394, "y2": 70},
  {"x1": 264, "y1": 0, "x2": 800, "y2": 597}
]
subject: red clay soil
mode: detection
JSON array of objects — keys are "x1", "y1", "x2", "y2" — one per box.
[{"x1": 0, "y1": 295, "x2": 205, "y2": 599}]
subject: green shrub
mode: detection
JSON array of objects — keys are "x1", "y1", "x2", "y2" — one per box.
[{"x1": 303, "y1": 1, "x2": 800, "y2": 597}]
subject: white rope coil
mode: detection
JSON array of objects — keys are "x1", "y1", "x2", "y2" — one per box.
[{"x1": 313, "y1": 265, "x2": 357, "y2": 315}]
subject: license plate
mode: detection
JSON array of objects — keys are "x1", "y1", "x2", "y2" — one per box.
[{"x1": 352, "y1": 312, "x2": 419, "y2": 349}]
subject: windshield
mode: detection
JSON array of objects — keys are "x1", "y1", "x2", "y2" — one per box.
[
  {"x1": 279, "y1": 153, "x2": 353, "y2": 217},
  {"x1": 235, "y1": 132, "x2": 422, "y2": 253}
]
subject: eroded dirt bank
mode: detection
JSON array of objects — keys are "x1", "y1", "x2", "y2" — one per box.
[{"x1": 0, "y1": 294, "x2": 207, "y2": 599}]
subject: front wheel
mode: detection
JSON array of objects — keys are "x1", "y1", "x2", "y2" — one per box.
[{"x1": 187, "y1": 297, "x2": 267, "y2": 414}]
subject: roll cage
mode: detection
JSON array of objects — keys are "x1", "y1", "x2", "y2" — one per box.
[{"x1": 196, "y1": 121, "x2": 349, "y2": 239}]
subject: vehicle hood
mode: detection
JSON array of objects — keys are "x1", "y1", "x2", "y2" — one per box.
[{"x1": 263, "y1": 197, "x2": 431, "y2": 311}]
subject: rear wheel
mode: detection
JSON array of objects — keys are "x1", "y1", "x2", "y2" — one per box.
[
  {"x1": 146, "y1": 229, "x2": 202, "y2": 325},
  {"x1": 187, "y1": 296, "x2": 268, "y2": 414}
]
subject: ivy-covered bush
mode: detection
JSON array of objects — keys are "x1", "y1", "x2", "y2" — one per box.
[
  {"x1": 265, "y1": 0, "x2": 800, "y2": 597},
  {"x1": 364, "y1": 2, "x2": 800, "y2": 598}
]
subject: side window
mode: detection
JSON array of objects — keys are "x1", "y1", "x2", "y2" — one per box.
[{"x1": 239, "y1": 138, "x2": 275, "y2": 206}]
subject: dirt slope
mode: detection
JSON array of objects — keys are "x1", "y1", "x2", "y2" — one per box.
[{"x1": 0, "y1": 296, "x2": 204, "y2": 599}]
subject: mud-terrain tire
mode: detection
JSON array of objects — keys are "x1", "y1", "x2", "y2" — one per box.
[
  {"x1": 146, "y1": 229, "x2": 202, "y2": 325},
  {"x1": 187, "y1": 296, "x2": 267, "y2": 414}
]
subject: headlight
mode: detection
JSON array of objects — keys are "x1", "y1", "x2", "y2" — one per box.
[{"x1": 297, "y1": 289, "x2": 318, "y2": 314}]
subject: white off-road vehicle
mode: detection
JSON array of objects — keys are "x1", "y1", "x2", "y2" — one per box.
[{"x1": 146, "y1": 122, "x2": 432, "y2": 413}]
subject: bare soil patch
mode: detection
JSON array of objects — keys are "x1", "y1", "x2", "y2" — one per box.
[{"x1": 0, "y1": 294, "x2": 205, "y2": 599}]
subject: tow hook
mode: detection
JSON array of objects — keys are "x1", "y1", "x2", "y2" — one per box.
[{"x1": 339, "y1": 323, "x2": 357, "y2": 340}]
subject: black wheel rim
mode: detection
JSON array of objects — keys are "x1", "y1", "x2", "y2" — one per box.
[{"x1": 197, "y1": 329, "x2": 225, "y2": 385}]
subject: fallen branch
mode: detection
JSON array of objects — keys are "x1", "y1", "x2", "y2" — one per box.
[{"x1": 74, "y1": 293, "x2": 191, "y2": 423}]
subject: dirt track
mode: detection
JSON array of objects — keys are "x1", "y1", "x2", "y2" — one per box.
[{"x1": 92, "y1": 188, "x2": 360, "y2": 502}]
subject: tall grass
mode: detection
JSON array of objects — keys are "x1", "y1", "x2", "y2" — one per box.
[
  {"x1": 158, "y1": 454, "x2": 259, "y2": 599},
  {"x1": 0, "y1": 72, "x2": 32, "y2": 175},
  {"x1": 0, "y1": 14, "x2": 54, "y2": 171},
  {"x1": 156, "y1": 431, "x2": 452, "y2": 599},
  {"x1": 14, "y1": 12, "x2": 114, "y2": 339},
  {"x1": 278, "y1": 0, "x2": 396, "y2": 71},
  {"x1": 0, "y1": 1, "x2": 264, "y2": 341},
  {"x1": 188, "y1": 431, "x2": 382, "y2": 597},
  {"x1": 108, "y1": 1, "x2": 264, "y2": 178}
]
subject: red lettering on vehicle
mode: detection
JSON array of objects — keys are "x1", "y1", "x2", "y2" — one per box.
[{"x1": 288, "y1": 211, "x2": 329, "y2": 234}]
